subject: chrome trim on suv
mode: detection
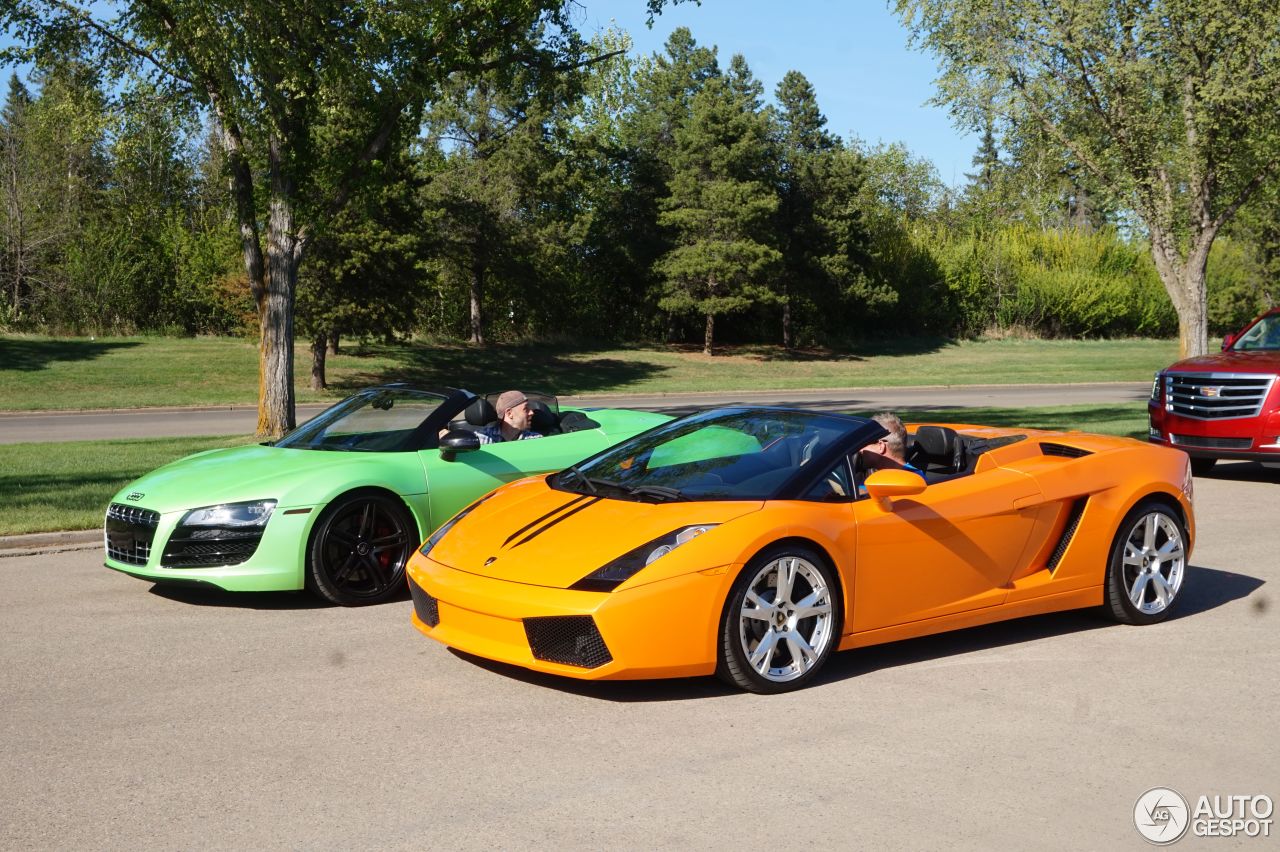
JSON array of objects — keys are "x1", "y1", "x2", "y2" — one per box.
[{"x1": 1162, "y1": 372, "x2": 1276, "y2": 421}]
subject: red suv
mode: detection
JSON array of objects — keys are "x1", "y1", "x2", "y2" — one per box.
[{"x1": 1148, "y1": 307, "x2": 1280, "y2": 474}]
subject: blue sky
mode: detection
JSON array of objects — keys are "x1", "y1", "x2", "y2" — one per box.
[{"x1": 573, "y1": 0, "x2": 977, "y2": 186}]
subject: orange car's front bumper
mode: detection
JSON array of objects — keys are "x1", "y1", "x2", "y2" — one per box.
[{"x1": 406, "y1": 553, "x2": 735, "y2": 680}]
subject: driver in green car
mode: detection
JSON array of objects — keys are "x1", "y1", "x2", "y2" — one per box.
[{"x1": 477, "y1": 390, "x2": 544, "y2": 444}]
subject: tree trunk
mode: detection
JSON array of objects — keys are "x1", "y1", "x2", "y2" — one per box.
[
  {"x1": 256, "y1": 138, "x2": 302, "y2": 438},
  {"x1": 310, "y1": 332, "x2": 328, "y2": 391},
  {"x1": 1173, "y1": 264, "x2": 1209, "y2": 360},
  {"x1": 328, "y1": 333, "x2": 339, "y2": 356},
  {"x1": 703, "y1": 312, "x2": 714, "y2": 356},
  {"x1": 469, "y1": 261, "x2": 485, "y2": 345},
  {"x1": 1149, "y1": 224, "x2": 1211, "y2": 360},
  {"x1": 257, "y1": 248, "x2": 297, "y2": 436},
  {"x1": 782, "y1": 292, "x2": 793, "y2": 350}
]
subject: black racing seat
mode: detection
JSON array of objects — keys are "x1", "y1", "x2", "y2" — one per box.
[
  {"x1": 527, "y1": 399, "x2": 561, "y2": 435},
  {"x1": 909, "y1": 425, "x2": 966, "y2": 476},
  {"x1": 465, "y1": 397, "x2": 498, "y2": 427}
]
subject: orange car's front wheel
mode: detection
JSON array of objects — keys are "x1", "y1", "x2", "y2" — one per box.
[{"x1": 718, "y1": 545, "x2": 841, "y2": 694}]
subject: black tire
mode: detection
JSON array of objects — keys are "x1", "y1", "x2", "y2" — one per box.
[
  {"x1": 1189, "y1": 457, "x2": 1216, "y2": 477},
  {"x1": 717, "y1": 544, "x2": 842, "y2": 694},
  {"x1": 1103, "y1": 499, "x2": 1188, "y2": 625},
  {"x1": 306, "y1": 491, "x2": 417, "y2": 606}
]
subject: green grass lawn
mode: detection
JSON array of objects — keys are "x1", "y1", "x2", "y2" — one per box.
[
  {"x1": 0, "y1": 333, "x2": 1178, "y2": 412},
  {"x1": 0, "y1": 403, "x2": 1147, "y2": 535},
  {"x1": 0, "y1": 435, "x2": 256, "y2": 536},
  {"x1": 890, "y1": 404, "x2": 1147, "y2": 438}
]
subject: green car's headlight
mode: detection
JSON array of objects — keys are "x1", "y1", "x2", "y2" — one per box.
[
  {"x1": 180, "y1": 500, "x2": 277, "y2": 528},
  {"x1": 570, "y1": 525, "x2": 718, "y2": 592}
]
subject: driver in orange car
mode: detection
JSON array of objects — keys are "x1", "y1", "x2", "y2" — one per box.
[{"x1": 859, "y1": 412, "x2": 925, "y2": 481}]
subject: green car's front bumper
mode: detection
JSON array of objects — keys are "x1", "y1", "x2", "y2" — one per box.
[{"x1": 104, "y1": 502, "x2": 318, "y2": 592}]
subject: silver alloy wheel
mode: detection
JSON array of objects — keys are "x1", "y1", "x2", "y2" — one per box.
[
  {"x1": 737, "y1": 555, "x2": 835, "y2": 683},
  {"x1": 1120, "y1": 511, "x2": 1186, "y2": 615}
]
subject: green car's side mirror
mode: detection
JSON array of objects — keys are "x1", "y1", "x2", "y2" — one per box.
[{"x1": 439, "y1": 430, "x2": 481, "y2": 462}]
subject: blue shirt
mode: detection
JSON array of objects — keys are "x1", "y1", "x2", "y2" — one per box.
[{"x1": 476, "y1": 425, "x2": 542, "y2": 445}]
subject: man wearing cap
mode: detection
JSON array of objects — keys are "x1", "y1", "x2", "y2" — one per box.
[{"x1": 477, "y1": 390, "x2": 543, "y2": 445}]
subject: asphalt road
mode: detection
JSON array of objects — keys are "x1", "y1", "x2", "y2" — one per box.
[
  {"x1": 0, "y1": 382, "x2": 1151, "y2": 444},
  {"x1": 1, "y1": 466, "x2": 1274, "y2": 850}
]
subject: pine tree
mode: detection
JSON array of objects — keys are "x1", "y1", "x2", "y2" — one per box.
[
  {"x1": 773, "y1": 70, "x2": 837, "y2": 348},
  {"x1": 0, "y1": 74, "x2": 32, "y2": 322},
  {"x1": 656, "y1": 56, "x2": 781, "y2": 355}
]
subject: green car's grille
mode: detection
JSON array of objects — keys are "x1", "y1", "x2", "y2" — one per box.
[
  {"x1": 162, "y1": 527, "x2": 265, "y2": 569},
  {"x1": 105, "y1": 503, "x2": 160, "y2": 566}
]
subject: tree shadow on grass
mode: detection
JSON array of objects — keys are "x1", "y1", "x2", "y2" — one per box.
[
  {"x1": 329, "y1": 341, "x2": 672, "y2": 396},
  {"x1": 843, "y1": 336, "x2": 955, "y2": 358},
  {"x1": 0, "y1": 337, "x2": 141, "y2": 372},
  {"x1": 664, "y1": 337, "x2": 954, "y2": 362}
]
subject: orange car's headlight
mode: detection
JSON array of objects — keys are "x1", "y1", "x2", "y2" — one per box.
[{"x1": 569, "y1": 525, "x2": 717, "y2": 592}]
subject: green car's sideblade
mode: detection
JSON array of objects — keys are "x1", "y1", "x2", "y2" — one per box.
[{"x1": 103, "y1": 406, "x2": 669, "y2": 593}]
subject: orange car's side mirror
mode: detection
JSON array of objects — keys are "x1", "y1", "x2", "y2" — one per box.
[
  {"x1": 1221, "y1": 332, "x2": 1237, "y2": 351},
  {"x1": 864, "y1": 468, "x2": 927, "y2": 511}
]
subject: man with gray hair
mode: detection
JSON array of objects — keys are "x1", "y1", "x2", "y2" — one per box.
[{"x1": 859, "y1": 412, "x2": 925, "y2": 480}]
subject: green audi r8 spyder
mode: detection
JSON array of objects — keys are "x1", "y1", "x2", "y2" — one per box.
[{"x1": 104, "y1": 386, "x2": 670, "y2": 605}]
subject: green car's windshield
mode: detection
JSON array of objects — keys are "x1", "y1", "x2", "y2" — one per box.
[
  {"x1": 1230, "y1": 314, "x2": 1280, "y2": 351},
  {"x1": 275, "y1": 388, "x2": 451, "y2": 452},
  {"x1": 553, "y1": 409, "x2": 858, "y2": 502}
]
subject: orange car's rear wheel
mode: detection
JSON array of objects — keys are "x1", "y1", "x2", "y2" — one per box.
[
  {"x1": 718, "y1": 545, "x2": 840, "y2": 694},
  {"x1": 1104, "y1": 499, "x2": 1187, "y2": 625}
]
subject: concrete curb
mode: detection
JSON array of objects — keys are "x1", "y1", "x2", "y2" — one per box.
[{"x1": 0, "y1": 529, "x2": 100, "y2": 559}]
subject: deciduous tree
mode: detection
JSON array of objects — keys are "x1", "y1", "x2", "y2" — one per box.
[
  {"x1": 896, "y1": 0, "x2": 1280, "y2": 357},
  {"x1": 1, "y1": 0, "x2": 589, "y2": 435}
]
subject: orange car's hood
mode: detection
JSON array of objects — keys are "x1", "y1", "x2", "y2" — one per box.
[{"x1": 430, "y1": 477, "x2": 762, "y2": 588}]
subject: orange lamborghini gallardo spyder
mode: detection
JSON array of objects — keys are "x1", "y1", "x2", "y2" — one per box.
[{"x1": 406, "y1": 408, "x2": 1194, "y2": 693}]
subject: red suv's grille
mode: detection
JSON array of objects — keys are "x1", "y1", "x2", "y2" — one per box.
[{"x1": 1163, "y1": 372, "x2": 1275, "y2": 420}]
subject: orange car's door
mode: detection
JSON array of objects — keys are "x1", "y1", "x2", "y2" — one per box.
[{"x1": 849, "y1": 467, "x2": 1042, "y2": 632}]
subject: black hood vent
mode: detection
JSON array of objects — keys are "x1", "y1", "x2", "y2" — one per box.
[{"x1": 1041, "y1": 442, "x2": 1092, "y2": 459}]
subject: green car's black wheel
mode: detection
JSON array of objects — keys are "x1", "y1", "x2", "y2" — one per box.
[{"x1": 307, "y1": 491, "x2": 417, "y2": 606}]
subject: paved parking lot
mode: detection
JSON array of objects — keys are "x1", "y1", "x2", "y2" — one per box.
[{"x1": 1, "y1": 465, "x2": 1275, "y2": 850}]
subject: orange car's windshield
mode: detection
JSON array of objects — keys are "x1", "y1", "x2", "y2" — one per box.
[{"x1": 553, "y1": 409, "x2": 861, "y2": 502}]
